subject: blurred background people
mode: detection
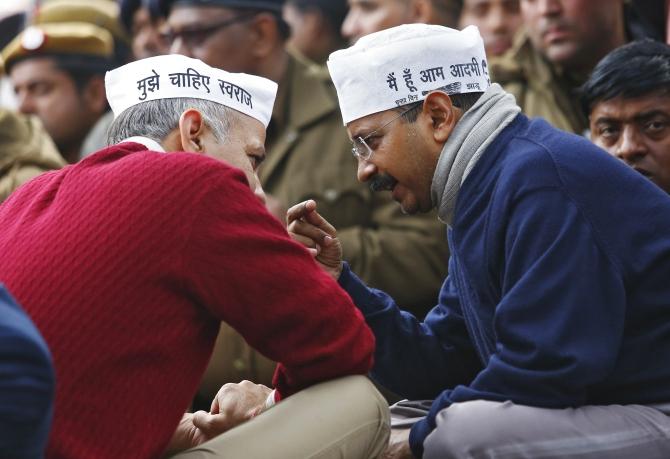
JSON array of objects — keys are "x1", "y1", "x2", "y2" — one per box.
[
  {"x1": 0, "y1": 0, "x2": 31, "y2": 109},
  {"x1": 283, "y1": 0, "x2": 348, "y2": 64},
  {"x1": 458, "y1": 0, "x2": 523, "y2": 57},
  {"x1": 342, "y1": 0, "x2": 461, "y2": 44},
  {"x1": 626, "y1": 0, "x2": 665, "y2": 42},
  {"x1": 36, "y1": 0, "x2": 132, "y2": 67},
  {"x1": 2, "y1": 23, "x2": 116, "y2": 163},
  {"x1": 159, "y1": 0, "x2": 449, "y2": 403},
  {"x1": 0, "y1": 285, "x2": 54, "y2": 459},
  {"x1": 119, "y1": 0, "x2": 169, "y2": 59},
  {"x1": 490, "y1": 0, "x2": 664, "y2": 135},
  {"x1": 35, "y1": 0, "x2": 131, "y2": 157},
  {"x1": 1, "y1": 1, "x2": 131, "y2": 163},
  {"x1": 0, "y1": 108, "x2": 64, "y2": 201},
  {"x1": 581, "y1": 39, "x2": 670, "y2": 195}
]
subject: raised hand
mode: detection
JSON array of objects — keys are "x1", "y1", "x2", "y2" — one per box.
[{"x1": 287, "y1": 200, "x2": 343, "y2": 280}]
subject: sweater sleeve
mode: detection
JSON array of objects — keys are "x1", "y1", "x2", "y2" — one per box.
[
  {"x1": 184, "y1": 165, "x2": 374, "y2": 399},
  {"x1": 409, "y1": 187, "x2": 626, "y2": 457},
  {"x1": 338, "y1": 195, "x2": 449, "y2": 316},
  {"x1": 338, "y1": 260, "x2": 481, "y2": 399}
]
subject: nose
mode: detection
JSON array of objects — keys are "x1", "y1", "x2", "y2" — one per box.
[
  {"x1": 169, "y1": 36, "x2": 188, "y2": 56},
  {"x1": 615, "y1": 126, "x2": 647, "y2": 164},
  {"x1": 488, "y1": 6, "x2": 507, "y2": 33},
  {"x1": 341, "y1": 10, "x2": 360, "y2": 44},
  {"x1": 16, "y1": 92, "x2": 35, "y2": 115},
  {"x1": 537, "y1": 0, "x2": 562, "y2": 16},
  {"x1": 252, "y1": 173, "x2": 267, "y2": 204},
  {"x1": 356, "y1": 157, "x2": 377, "y2": 183},
  {"x1": 138, "y1": 28, "x2": 164, "y2": 58}
]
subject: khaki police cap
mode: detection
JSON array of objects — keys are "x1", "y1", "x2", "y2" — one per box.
[
  {"x1": 36, "y1": 0, "x2": 130, "y2": 46},
  {"x1": 1, "y1": 22, "x2": 114, "y2": 71}
]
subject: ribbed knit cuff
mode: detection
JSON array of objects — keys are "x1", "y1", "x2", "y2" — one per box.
[
  {"x1": 265, "y1": 389, "x2": 277, "y2": 410},
  {"x1": 409, "y1": 417, "x2": 432, "y2": 458},
  {"x1": 337, "y1": 262, "x2": 383, "y2": 315}
]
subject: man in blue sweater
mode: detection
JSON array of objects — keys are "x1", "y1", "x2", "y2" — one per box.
[{"x1": 288, "y1": 24, "x2": 670, "y2": 458}]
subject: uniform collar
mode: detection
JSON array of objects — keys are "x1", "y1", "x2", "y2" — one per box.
[{"x1": 271, "y1": 51, "x2": 339, "y2": 132}]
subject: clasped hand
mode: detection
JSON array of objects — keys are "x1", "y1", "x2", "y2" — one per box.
[{"x1": 166, "y1": 381, "x2": 272, "y2": 454}]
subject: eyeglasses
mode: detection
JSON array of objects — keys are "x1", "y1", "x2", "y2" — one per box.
[
  {"x1": 161, "y1": 13, "x2": 256, "y2": 49},
  {"x1": 351, "y1": 102, "x2": 422, "y2": 162}
]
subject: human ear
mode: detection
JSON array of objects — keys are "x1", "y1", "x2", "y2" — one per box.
[
  {"x1": 422, "y1": 91, "x2": 457, "y2": 144},
  {"x1": 178, "y1": 109, "x2": 206, "y2": 153},
  {"x1": 248, "y1": 13, "x2": 279, "y2": 59},
  {"x1": 83, "y1": 76, "x2": 108, "y2": 115}
]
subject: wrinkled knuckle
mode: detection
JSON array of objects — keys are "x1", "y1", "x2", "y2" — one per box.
[{"x1": 219, "y1": 383, "x2": 236, "y2": 394}]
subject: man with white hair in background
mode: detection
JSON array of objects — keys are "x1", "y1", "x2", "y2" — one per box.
[
  {"x1": 0, "y1": 54, "x2": 388, "y2": 459},
  {"x1": 289, "y1": 24, "x2": 670, "y2": 458}
]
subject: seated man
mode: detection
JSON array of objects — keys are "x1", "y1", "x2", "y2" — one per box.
[
  {"x1": 0, "y1": 54, "x2": 388, "y2": 458},
  {"x1": 0, "y1": 285, "x2": 54, "y2": 459},
  {"x1": 581, "y1": 39, "x2": 670, "y2": 194},
  {"x1": 290, "y1": 25, "x2": 670, "y2": 458}
]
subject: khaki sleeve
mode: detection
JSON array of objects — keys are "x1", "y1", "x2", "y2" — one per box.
[{"x1": 0, "y1": 111, "x2": 64, "y2": 202}]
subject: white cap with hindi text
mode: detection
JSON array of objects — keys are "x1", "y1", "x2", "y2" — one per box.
[
  {"x1": 105, "y1": 54, "x2": 278, "y2": 127},
  {"x1": 327, "y1": 24, "x2": 490, "y2": 125}
]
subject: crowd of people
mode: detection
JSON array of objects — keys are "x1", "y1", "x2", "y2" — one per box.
[{"x1": 0, "y1": 0, "x2": 669, "y2": 458}]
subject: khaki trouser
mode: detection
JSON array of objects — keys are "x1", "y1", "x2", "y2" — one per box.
[
  {"x1": 173, "y1": 375, "x2": 390, "y2": 459},
  {"x1": 423, "y1": 400, "x2": 670, "y2": 459}
]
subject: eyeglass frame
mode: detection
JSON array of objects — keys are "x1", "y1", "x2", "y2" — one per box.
[
  {"x1": 160, "y1": 12, "x2": 257, "y2": 49},
  {"x1": 351, "y1": 102, "x2": 423, "y2": 162}
]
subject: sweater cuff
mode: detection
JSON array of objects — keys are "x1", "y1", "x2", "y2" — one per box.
[
  {"x1": 337, "y1": 262, "x2": 385, "y2": 315},
  {"x1": 409, "y1": 417, "x2": 432, "y2": 458},
  {"x1": 264, "y1": 389, "x2": 277, "y2": 410},
  {"x1": 254, "y1": 389, "x2": 278, "y2": 418}
]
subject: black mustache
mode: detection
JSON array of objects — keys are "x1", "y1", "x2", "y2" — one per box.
[{"x1": 369, "y1": 174, "x2": 398, "y2": 192}]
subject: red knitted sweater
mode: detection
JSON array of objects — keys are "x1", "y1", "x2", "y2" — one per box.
[{"x1": 0, "y1": 143, "x2": 374, "y2": 458}]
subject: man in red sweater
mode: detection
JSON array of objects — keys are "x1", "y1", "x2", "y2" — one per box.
[{"x1": 0, "y1": 54, "x2": 389, "y2": 458}]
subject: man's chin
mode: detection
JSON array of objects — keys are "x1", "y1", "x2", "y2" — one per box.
[{"x1": 398, "y1": 200, "x2": 419, "y2": 215}]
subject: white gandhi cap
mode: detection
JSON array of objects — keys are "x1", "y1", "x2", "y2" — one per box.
[
  {"x1": 105, "y1": 54, "x2": 278, "y2": 128},
  {"x1": 327, "y1": 24, "x2": 490, "y2": 125}
]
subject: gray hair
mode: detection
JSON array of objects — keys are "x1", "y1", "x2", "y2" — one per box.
[
  {"x1": 107, "y1": 98, "x2": 235, "y2": 146},
  {"x1": 395, "y1": 88, "x2": 484, "y2": 123}
]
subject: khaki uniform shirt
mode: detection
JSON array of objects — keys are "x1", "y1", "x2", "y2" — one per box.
[
  {"x1": 490, "y1": 31, "x2": 589, "y2": 135},
  {"x1": 0, "y1": 110, "x2": 65, "y2": 202},
  {"x1": 80, "y1": 111, "x2": 114, "y2": 159},
  {"x1": 261, "y1": 52, "x2": 449, "y2": 315}
]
